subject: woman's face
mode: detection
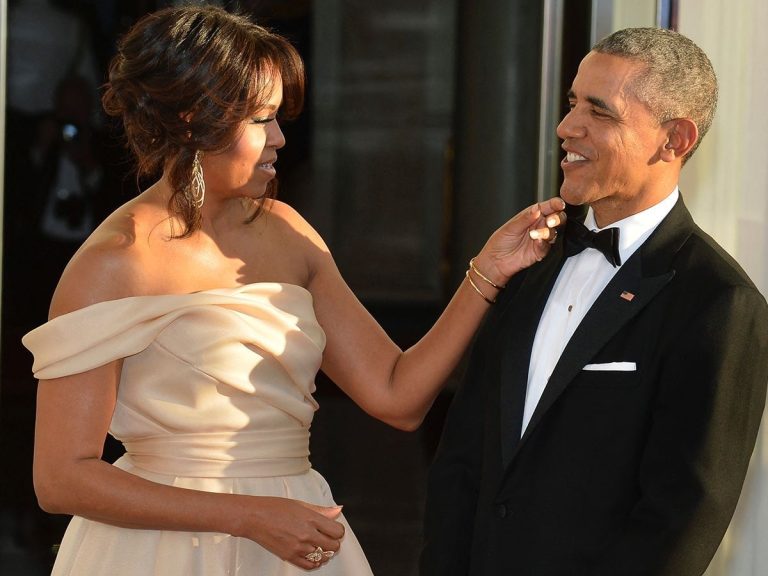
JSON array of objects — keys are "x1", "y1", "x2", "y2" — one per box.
[{"x1": 201, "y1": 74, "x2": 286, "y2": 203}]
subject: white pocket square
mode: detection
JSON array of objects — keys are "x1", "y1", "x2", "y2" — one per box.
[{"x1": 583, "y1": 362, "x2": 637, "y2": 372}]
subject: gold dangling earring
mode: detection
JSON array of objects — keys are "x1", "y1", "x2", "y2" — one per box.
[{"x1": 187, "y1": 150, "x2": 205, "y2": 208}]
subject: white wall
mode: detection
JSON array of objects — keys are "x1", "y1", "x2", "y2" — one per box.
[
  {"x1": 679, "y1": 1, "x2": 768, "y2": 294},
  {"x1": 591, "y1": 0, "x2": 656, "y2": 44},
  {"x1": 678, "y1": 1, "x2": 768, "y2": 574}
]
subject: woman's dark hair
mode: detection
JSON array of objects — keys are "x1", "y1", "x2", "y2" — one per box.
[{"x1": 102, "y1": 4, "x2": 305, "y2": 236}]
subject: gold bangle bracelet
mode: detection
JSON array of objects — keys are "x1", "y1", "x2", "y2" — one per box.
[
  {"x1": 469, "y1": 257, "x2": 505, "y2": 290},
  {"x1": 465, "y1": 270, "x2": 495, "y2": 304}
]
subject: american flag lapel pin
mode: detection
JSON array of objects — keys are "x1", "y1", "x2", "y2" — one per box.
[{"x1": 620, "y1": 291, "x2": 635, "y2": 302}]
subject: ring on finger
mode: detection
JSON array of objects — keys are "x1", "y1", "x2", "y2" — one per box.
[{"x1": 305, "y1": 546, "x2": 324, "y2": 563}]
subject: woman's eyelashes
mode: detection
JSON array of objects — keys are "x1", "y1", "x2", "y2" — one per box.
[{"x1": 250, "y1": 115, "x2": 276, "y2": 125}]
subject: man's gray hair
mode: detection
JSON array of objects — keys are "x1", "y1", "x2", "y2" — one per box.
[{"x1": 593, "y1": 27, "x2": 718, "y2": 162}]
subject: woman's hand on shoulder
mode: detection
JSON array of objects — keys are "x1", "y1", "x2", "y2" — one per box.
[{"x1": 472, "y1": 196, "x2": 567, "y2": 287}]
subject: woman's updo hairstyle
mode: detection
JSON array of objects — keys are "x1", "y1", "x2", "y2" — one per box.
[{"x1": 102, "y1": 5, "x2": 305, "y2": 236}]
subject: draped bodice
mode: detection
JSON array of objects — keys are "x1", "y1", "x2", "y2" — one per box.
[{"x1": 23, "y1": 282, "x2": 326, "y2": 477}]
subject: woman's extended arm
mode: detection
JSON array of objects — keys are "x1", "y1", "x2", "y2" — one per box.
[{"x1": 307, "y1": 197, "x2": 566, "y2": 430}]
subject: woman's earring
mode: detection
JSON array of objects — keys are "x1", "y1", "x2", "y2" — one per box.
[{"x1": 187, "y1": 151, "x2": 205, "y2": 208}]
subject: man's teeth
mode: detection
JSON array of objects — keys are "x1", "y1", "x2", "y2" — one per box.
[
  {"x1": 258, "y1": 163, "x2": 273, "y2": 169},
  {"x1": 566, "y1": 152, "x2": 587, "y2": 162}
]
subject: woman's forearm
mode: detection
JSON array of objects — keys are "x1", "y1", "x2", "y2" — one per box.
[
  {"x1": 36, "y1": 456, "x2": 242, "y2": 534},
  {"x1": 383, "y1": 272, "x2": 498, "y2": 429}
]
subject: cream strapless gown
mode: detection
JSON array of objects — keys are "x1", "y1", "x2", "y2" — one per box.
[{"x1": 22, "y1": 282, "x2": 374, "y2": 576}]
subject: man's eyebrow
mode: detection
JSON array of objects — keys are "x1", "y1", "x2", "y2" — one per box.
[
  {"x1": 567, "y1": 89, "x2": 617, "y2": 115},
  {"x1": 586, "y1": 96, "x2": 615, "y2": 114}
]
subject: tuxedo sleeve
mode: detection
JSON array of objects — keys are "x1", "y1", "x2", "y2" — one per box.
[
  {"x1": 419, "y1": 298, "x2": 501, "y2": 576},
  {"x1": 591, "y1": 283, "x2": 768, "y2": 576}
]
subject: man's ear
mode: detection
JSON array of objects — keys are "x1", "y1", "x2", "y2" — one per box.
[{"x1": 660, "y1": 118, "x2": 698, "y2": 163}]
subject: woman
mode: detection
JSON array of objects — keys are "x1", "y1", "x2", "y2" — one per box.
[{"x1": 23, "y1": 5, "x2": 564, "y2": 575}]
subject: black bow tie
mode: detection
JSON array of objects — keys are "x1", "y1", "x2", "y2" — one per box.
[{"x1": 564, "y1": 219, "x2": 622, "y2": 267}]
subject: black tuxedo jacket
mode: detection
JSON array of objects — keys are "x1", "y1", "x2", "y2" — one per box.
[{"x1": 420, "y1": 197, "x2": 768, "y2": 576}]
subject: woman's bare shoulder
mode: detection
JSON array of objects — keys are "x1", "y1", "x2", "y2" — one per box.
[
  {"x1": 266, "y1": 199, "x2": 329, "y2": 252},
  {"x1": 260, "y1": 200, "x2": 339, "y2": 293},
  {"x1": 49, "y1": 199, "x2": 165, "y2": 318}
]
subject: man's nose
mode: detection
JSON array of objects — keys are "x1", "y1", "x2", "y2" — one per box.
[{"x1": 556, "y1": 110, "x2": 584, "y2": 140}]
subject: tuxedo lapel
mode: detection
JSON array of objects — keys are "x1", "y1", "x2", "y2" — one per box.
[
  {"x1": 498, "y1": 245, "x2": 565, "y2": 467},
  {"x1": 500, "y1": 196, "x2": 695, "y2": 469},
  {"x1": 519, "y1": 258, "x2": 674, "y2": 445}
]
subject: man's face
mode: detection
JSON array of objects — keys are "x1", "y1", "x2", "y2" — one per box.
[{"x1": 556, "y1": 51, "x2": 670, "y2": 226}]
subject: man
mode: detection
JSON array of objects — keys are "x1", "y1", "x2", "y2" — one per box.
[{"x1": 420, "y1": 27, "x2": 768, "y2": 576}]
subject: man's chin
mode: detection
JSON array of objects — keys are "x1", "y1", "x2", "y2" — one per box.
[{"x1": 558, "y1": 185, "x2": 588, "y2": 207}]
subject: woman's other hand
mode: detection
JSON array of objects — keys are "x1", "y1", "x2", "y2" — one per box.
[{"x1": 234, "y1": 496, "x2": 345, "y2": 570}]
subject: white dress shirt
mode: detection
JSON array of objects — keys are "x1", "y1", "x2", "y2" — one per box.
[{"x1": 521, "y1": 188, "x2": 680, "y2": 435}]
